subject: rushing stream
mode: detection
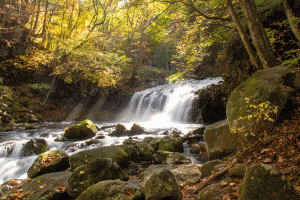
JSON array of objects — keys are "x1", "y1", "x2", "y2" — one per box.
[{"x1": 0, "y1": 77, "x2": 222, "y2": 184}]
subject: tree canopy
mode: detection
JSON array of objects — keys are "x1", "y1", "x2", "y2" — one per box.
[{"x1": 0, "y1": 0, "x2": 299, "y2": 88}]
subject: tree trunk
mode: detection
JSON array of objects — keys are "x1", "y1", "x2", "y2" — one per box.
[
  {"x1": 226, "y1": 0, "x2": 260, "y2": 70},
  {"x1": 283, "y1": 0, "x2": 300, "y2": 42},
  {"x1": 239, "y1": 0, "x2": 277, "y2": 69}
]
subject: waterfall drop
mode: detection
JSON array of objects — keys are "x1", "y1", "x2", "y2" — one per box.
[{"x1": 117, "y1": 77, "x2": 223, "y2": 128}]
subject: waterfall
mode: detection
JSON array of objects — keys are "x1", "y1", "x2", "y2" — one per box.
[{"x1": 118, "y1": 77, "x2": 223, "y2": 125}]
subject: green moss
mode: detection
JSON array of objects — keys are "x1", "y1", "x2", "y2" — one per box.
[{"x1": 25, "y1": 124, "x2": 36, "y2": 130}]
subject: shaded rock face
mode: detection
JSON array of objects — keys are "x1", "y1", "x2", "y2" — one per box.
[
  {"x1": 227, "y1": 66, "x2": 296, "y2": 146},
  {"x1": 20, "y1": 138, "x2": 49, "y2": 157},
  {"x1": 66, "y1": 158, "x2": 124, "y2": 198},
  {"x1": 76, "y1": 179, "x2": 145, "y2": 200},
  {"x1": 191, "y1": 83, "x2": 228, "y2": 125},
  {"x1": 1, "y1": 171, "x2": 72, "y2": 200},
  {"x1": 122, "y1": 139, "x2": 155, "y2": 162},
  {"x1": 239, "y1": 164, "x2": 300, "y2": 200},
  {"x1": 204, "y1": 119, "x2": 239, "y2": 160},
  {"x1": 27, "y1": 149, "x2": 70, "y2": 179},
  {"x1": 64, "y1": 119, "x2": 97, "y2": 140},
  {"x1": 69, "y1": 145, "x2": 130, "y2": 170},
  {"x1": 144, "y1": 169, "x2": 182, "y2": 200}
]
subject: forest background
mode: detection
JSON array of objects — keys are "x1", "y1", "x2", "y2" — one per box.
[{"x1": 0, "y1": 0, "x2": 299, "y2": 120}]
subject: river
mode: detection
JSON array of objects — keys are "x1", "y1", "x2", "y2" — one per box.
[{"x1": 0, "y1": 77, "x2": 222, "y2": 184}]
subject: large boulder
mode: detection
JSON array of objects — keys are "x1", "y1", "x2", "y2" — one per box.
[
  {"x1": 204, "y1": 119, "x2": 239, "y2": 160},
  {"x1": 239, "y1": 164, "x2": 300, "y2": 200},
  {"x1": 69, "y1": 145, "x2": 130, "y2": 170},
  {"x1": 227, "y1": 66, "x2": 296, "y2": 146},
  {"x1": 64, "y1": 119, "x2": 97, "y2": 140},
  {"x1": 153, "y1": 150, "x2": 191, "y2": 164},
  {"x1": 76, "y1": 179, "x2": 145, "y2": 200},
  {"x1": 27, "y1": 150, "x2": 70, "y2": 179},
  {"x1": 66, "y1": 158, "x2": 124, "y2": 198},
  {"x1": 122, "y1": 139, "x2": 155, "y2": 162},
  {"x1": 20, "y1": 139, "x2": 49, "y2": 157},
  {"x1": 158, "y1": 136, "x2": 183, "y2": 152},
  {"x1": 144, "y1": 169, "x2": 182, "y2": 200},
  {"x1": 1, "y1": 171, "x2": 72, "y2": 200}
]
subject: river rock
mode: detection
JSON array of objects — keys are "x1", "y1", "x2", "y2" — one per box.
[
  {"x1": 76, "y1": 179, "x2": 145, "y2": 200},
  {"x1": 197, "y1": 181, "x2": 233, "y2": 200},
  {"x1": 23, "y1": 113, "x2": 39, "y2": 123},
  {"x1": 228, "y1": 164, "x2": 248, "y2": 178},
  {"x1": 1, "y1": 171, "x2": 72, "y2": 200},
  {"x1": 0, "y1": 179, "x2": 24, "y2": 198},
  {"x1": 0, "y1": 142, "x2": 15, "y2": 157},
  {"x1": 142, "y1": 137, "x2": 161, "y2": 151},
  {"x1": 69, "y1": 145, "x2": 130, "y2": 170},
  {"x1": 239, "y1": 164, "x2": 300, "y2": 200},
  {"x1": 20, "y1": 138, "x2": 49, "y2": 157},
  {"x1": 130, "y1": 123, "x2": 145, "y2": 135},
  {"x1": 27, "y1": 149, "x2": 70, "y2": 178},
  {"x1": 204, "y1": 119, "x2": 239, "y2": 160},
  {"x1": 200, "y1": 160, "x2": 226, "y2": 178},
  {"x1": 139, "y1": 164, "x2": 178, "y2": 184},
  {"x1": 144, "y1": 169, "x2": 182, "y2": 200},
  {"x1": 153, "y1": 150, "x2": 191, "y2": 164},
  {"x1": 64, "y1": 119, "x2": 97, "y2": 140},
  {"x1": 227, "y1": 66, "x2": 296, "y2": 146},
  {"x1": 66, "y1": 158, "x2": 124, "y2": 198},
  {"x1": 122, "y1": 139, "x2": 155, "y2": 162},
  {"x1": 171, "y1": 165, "x2": 202, "y2": 187},
  {"x1": 158, "y1": 135, "x2": 183, "y2": 152}
]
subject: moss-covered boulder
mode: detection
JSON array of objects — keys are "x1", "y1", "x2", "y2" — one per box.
[
  {"x1": 153, "y1": 150, "x2": 191, "y2": 164},
  {"x1": 64, "y1": 119, "x2": 97, "y2": 140},
  {"x1": 27, "y1": 150, "x2": 70, "y2": 178},
  {"x1": 158, "y1": 135, "x2": 183, "y2": 152},
  {"x1": 76, "y1": 179, "x2": 145, "y2": 200},
  {"x1": 122, "y1": 139, "x2": 155, "y2": 162},
  {"x1": 69, "y1": 145, "x2": 130, "y2": 170},
  {"x1": 171, "y1": 165, "x2": 202, "y2": 187},
  {"x1": 20, "y1": 138, "x2": 49, "y2": 157},
  {"x1": 144, "y1": 169, "x2": 182, "y2": 200},
  {"x1": 200, "y1": 160, "x2": 226, "y2": 178},
  {"x1": 116, "y1": 123, "x2": 126, "y2": 133},
  {"x1": 204, "y1": 119, "x2": 240, "y2": 160},
  {"x1": 109, "y1": 123, "x2": 128, "y2": 136},
  {"x1": 66, "y1": 158, "x2": 124, "y2": 198},
  {"x1": 239, "y1": 164, "x2": 300, "y2": 200},
  {"x1": 227, "y1": 66, "x2": 296, "y2": 146},
  {"x1": 1, "y1": 171, "x2": 72, "y2": 200}
]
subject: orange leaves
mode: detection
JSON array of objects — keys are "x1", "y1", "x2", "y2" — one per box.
[{"x1": 55, "y1": 184, "x2": 66, "y2": 193}]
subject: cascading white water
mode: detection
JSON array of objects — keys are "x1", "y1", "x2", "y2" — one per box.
[{"x1": 118, "y1": 77, "x2": 223, "y2": 127}]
